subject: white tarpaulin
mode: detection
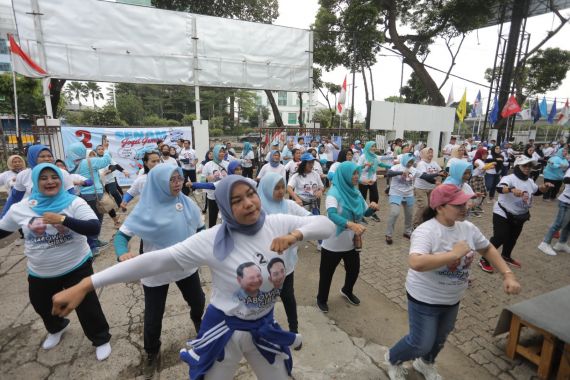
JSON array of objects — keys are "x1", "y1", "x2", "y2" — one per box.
[{"x1": 12, "y1": 0, "x2": 313, "y2": 92}]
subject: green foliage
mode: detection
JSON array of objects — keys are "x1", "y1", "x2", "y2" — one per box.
[
  {"x1": 524, "y1": 48, "x2": 570, "y2": 95},
  {"x1": 142, "y1": 115, "x2": 170, "y2": 126},
  {"x1": 400, "y1": 72, "x2": 430, "y2": 104},
  {"x1": 181, "y1": 113, "x2": 197, "y2": 125},
  {"x1": 209, "y1": 128, "x2": 224, "y2": 137},
  {"x1": 166, "y1": 119, "x2": 181, "y2": 126},
  {"x1": 384, "y1": 96, "x2": 404, "y2": 103},
  {"x1": 312, "y1": 108, "x2": 339, "y2": 129},
  {"x1": 247, "y1": 106, "x2": 270, "y2": 128},
  {"x1": 62, "y1": 110, "x2": 83, "y2": 125},
  {"x1": 209, "y1": 116, "x2": 225, "y2": 129},
  {"x1": 0, "y1": 73, "x2": 45, "y2": 116},
  {"x1": 71, "y1": 106, "x2": 125, "y2": 126},
  {"x1": 151, "y1": 0, "x2": 279, "y2": 22},
  {"x1": 116, "y1": 93, "x2": 145, "y2": 126},
  {"x1": 84, "y1": 81, "x2": 104, "y2": 107},
  {"x1": 65, "y1": 81, "x2": 88, "y2": 106}
]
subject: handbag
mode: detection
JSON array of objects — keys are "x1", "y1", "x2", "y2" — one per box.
[
  {"x1": 87, "y1": 158, "x2": 116, "y2": 214},
  {"x1": 498, "y1": 202, "x2": 530, "y2": 226}
]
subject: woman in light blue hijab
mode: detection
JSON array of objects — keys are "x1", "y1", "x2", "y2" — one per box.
[
  {"x1": 113, "y1": 164, "x2": 206, "y2": 373},
  {"x1": 258, "y1": 172, "x2": 311, "y2": 340}
]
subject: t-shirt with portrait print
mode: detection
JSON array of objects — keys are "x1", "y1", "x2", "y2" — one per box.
[
  {"x1": 0, "y1": 197, "x2": 96, "y2": 278},
  {"x1": 287, "y1": 171, "x2": 323, "y2": 202},
  {"x1": 201, "y1": 160, "x2": 229, "y2": 200}
]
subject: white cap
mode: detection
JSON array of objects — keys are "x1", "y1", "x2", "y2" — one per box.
[{"x1": 513, "y1": 155, "x2": 539, "y2": 167}]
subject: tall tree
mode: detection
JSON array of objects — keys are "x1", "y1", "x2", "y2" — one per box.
[
  {"x1": 84, "y1": 81, "x2": 104, "y2": 108},
  {"x1": 0, "y1": 73, "x2": 45, "y2": 116},
  {"x1": 64, "y1": 81, "x2": 88, "y2": 108}
]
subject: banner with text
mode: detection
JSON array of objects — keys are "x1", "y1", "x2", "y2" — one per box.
[{"x1": 61, "y1": 125, "x2": 192, "y2": 186}]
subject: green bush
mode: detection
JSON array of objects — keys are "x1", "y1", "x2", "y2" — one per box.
[
  {"x1": 209, "y1": 128, "x2": 223, "y2": 137},
  {"x1": 166, "y1": 119, "x2": 181, "y2": 126},
  {"x1": 181, "y1": 114, "x2": 197, "y2": 125},
  {"x1": 209, "y1": 116, "x2": 225, "y2": 129},
  {"x1": 142, "y1": 115, "x2": 168, "y2": 126}
]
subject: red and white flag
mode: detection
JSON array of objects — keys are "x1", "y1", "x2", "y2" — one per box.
[
  {"x1": 337, "y1": 75, "x2": 347, "y2": 113},
  {"x1": 557, "y1": 99, "x2": 570, "y2": 126},
  {"x1": 501, "y1": 95, "x2": 522, "y2": 118},
  {"x1": 8, "y1": 34, "x2": 47, "y2": 78}
]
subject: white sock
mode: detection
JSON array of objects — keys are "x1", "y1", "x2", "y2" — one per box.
[
  {"x1": 42, "y1": 324, "x2": 70, "y2": 350},
  {"x1": 96, "y1": 342, "x2": 112, "y2": 361}
]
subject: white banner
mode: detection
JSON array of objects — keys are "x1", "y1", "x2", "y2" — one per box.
[
  {"x1": 12, "y1": 0, "x2": 313, "y2": 92},
  {"x1": 61, "y1": 125, "x2": 192, "y2": 186}
]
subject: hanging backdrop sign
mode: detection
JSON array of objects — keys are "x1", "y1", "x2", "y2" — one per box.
[{"x1": 61, "y1": 125, "x2": 192, "y2": 186}]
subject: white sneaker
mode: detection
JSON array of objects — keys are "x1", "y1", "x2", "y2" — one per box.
[
  {"x1": 42, "y1": 324, "x2": 70, "y2": 350},
  {"x1": 96, "y1": 342, "x2": 112, "y2": 361},
  {"x1": 384, "y1": 351, "x2": 407, "y2": 380},
  {"x1": 538, "y1": 242, "x2": 557, "y2": 256},
  {"x1": 413, "y1": 358, "x2": 442, "y2": 380},
  {"x1": 553, "y1": 242, "x2": 570, "y2": 253},
  {"x1": 316, "y1": 243, "x2": 322, "y2": 252}
]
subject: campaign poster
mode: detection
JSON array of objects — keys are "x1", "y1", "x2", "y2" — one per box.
[{"x1": 61, "y1": 125, "x2": 192, "y2": 186}]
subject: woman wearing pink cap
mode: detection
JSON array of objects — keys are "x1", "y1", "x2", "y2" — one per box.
[{"x1": 384, "y1": 184, "x2": 520, "y2": 380}]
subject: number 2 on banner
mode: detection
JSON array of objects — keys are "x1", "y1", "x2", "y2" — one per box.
[{"x1": 75, "y1": 130, "x2": 92, "y2": 148}]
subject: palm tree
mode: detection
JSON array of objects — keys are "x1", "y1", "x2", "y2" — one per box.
[
  {"x1": 64, "y1": 81, "x2": 88, "y2": 108},
  {"x1": 85, "y1": 81, "x2": 104, "y2": 108}
]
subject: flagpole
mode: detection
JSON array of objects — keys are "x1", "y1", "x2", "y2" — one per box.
[{"x1": 9, "y1": 52, "x2": 21, "y2": 151}]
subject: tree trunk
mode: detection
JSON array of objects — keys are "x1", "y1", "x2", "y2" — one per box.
[
  {"x1": 368, "y1": 65, "x2": 375, "y2": 100},
  {"x1": 298, "y1": 92, "x2": 303, "y2": 127},
  {"x1": 362, "y1": 67, "x2": 371, "y2": 129},
  {"x1": 229, "y1": 93, "x2": 235, "y2": 128},
  {"x1": 49, "y1": 79, "x2": 66, "y2": 118},
  {"x1": 265, "y1": 90, "x2": 284, "y2": 128},
  {"x1": 386, "y1": 3, "x2": 445, "y2": 106}
]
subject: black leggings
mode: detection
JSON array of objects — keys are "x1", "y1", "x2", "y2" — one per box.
[
  {"x1": 543, "y1": 179, "x2": 562, "y2": 200},
  {"x1": 142, "y1": 271, "x2": 205, "y2": 355},
  {"x1": 489, "y1": 213, "x2": 525, "y2": 260},
  {"x1": 207, "y1": 198, "x2": 220, "y2": 228},
  {"x1": 358, "y1": 181, "x2": 379, "y2": 204},
  {"x1": 28, "y1": 259, "x2": 111, "y2": 346},
  {"x1": 280, "y1": 272, "x2": 298, "y2": 332},
  {"x1": 242, "y1": 167, "x2": 254, "y2": 179},
  {"x1": 317, "y1": 248, "x2": 360, "y2": 303}
]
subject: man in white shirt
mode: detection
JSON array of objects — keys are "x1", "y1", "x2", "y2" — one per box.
[
  {"x1": 323, "y1": 136, "x2": 339, "y2": 169},
  {"x1": 179, "y1": 140, "x2": 197, "y2": 195},
  {"x1": 160, "y1": 144, "x2": 178, "y2": 166},
  {"x1": 442, "y1": 136, "x2": 456, "y2": 163}
]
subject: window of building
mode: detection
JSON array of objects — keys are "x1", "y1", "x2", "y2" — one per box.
[
  {"x1": 0, "y1": 62, "x2": 11, "y2": 72},
  {"x1": 0, "y1": 39, "x2": 8, "y2": 55},
  {"x1": 288, "y1": 112, "x2": 297, "y2": 125},
  {"x1": 278, "y1": 91, "x2": 287, "y2": 106}
]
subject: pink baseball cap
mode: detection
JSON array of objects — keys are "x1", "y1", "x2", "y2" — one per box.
[{"x1": 430, "y1": 184, "x2": 475, "y2": 209}]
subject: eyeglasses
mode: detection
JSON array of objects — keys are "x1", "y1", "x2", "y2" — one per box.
[{"x1": 170, "y1": 176, "x2": 184, "y2": 183}]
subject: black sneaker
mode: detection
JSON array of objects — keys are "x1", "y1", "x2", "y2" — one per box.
[
  {"x1": 316, "y1": 299, "x2": 329, "y2": 313},
  {"x1": 143, "y1": 352, "x2": 160, "y2": 380},
  {"x1": 370, "y1": 213, "x2": 380, "y2": 222},
  {"x1": 340, "y1": 289, "x2": 361, "y2": 305}
]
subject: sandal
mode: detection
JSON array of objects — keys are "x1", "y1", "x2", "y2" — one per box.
[{"x1": 385, "y1": 236, "x2": 393, "y2": 245}]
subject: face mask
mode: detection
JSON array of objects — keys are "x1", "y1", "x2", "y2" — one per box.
[{"x1": 162, "y1": 151, "x2": 170, "y2": 157}]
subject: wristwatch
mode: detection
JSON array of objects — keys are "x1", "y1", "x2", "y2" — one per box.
[{"x1": 59, "y1": 215, "x2": 66, "y2": 224}]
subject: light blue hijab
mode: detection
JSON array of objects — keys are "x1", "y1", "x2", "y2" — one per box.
[
  {"x1": 363, "y1": 141, "x2": 378, "y2": 178},
  {"x1": 29, "y1": 163, "x2": 76, "y2": 214},
  {"x1": 328, "y1": 161, "x2": 367, "y2": 235},
  {"x1": 400, "y1": 153, "x2": 415, "y2": 168},
  {"x1": 444, "y1": 160, "x2": 472, "y2": 187},
  {"x1": 213, "y1": 176, "x2": 266, "y2": 261},
  {"x1": 65, "y1": 142, "x2": 87, "y2": 173},
  {"x1": 213, "y1": 144, "x2": 224, "y2": 164},
  {"x1": 242, "y1": 142, "x2": 252, "y2": 157},
  {"x1": 122, "y1": 164, "x2": 202, "y2": 248},
  {"x1": 258, "y1": 172, "x2": 288, "y2": 214}
]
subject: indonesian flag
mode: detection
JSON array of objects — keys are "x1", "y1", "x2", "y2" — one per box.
[
  {"x1": 557, "y1": 99, "x2": 570, "y2": 125},
  {"x1": 337, "y1": 75, "x2": 347, "y2": 113},
  {"x1": 501, "y1": 95, "x2": 522, "y2": 118},
  {"x1": 8, "y1": 34, "x2": 47, "y2": 78}
]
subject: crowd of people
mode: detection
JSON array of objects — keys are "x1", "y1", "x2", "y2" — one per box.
[{"x1": 3, "y1": 132, "x2": 570, "y2": 379}]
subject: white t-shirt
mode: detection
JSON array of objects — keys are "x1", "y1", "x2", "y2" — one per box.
[
  {"x1": 414, "y1": 161, "x2": 442, "y2": 190},
  {"x1": 543, "y1": 147, "x2": 554, "y2": 158},
  {"x1": 321, "y1": 196, "x2": 367, "y2": 252},
  {"x1": 240, "y1": 151, "x2": 254, "y2": 168},
  {"x1": 472, "y1": 159, "x2": 486, "y2": 177},
  {"x1": 327, "y1": 162, "x2": 340, "y2": 179},
  {"x1": 93, "y1": 214, "x2": 335, "y2": 320},
  {"x1": 406, "y1": 218, "x2": 489, "y2": 305},
  {"x1": 256, "y1": 163, "x2": 286, "y2": 182},
  {"x1": 288, "y1": 171, "x2": 323, "y2": 201},
  {"x1": 493, "y1": 174, "x2": 538, "y2": 218},
  {"x1": 445, "y1": 157, "x2": 468, "y2": 169},
  {"x1": 358, "y1": 155, "x2": 378, "y2": 182},
  {"x1": 161, "y1": 156, "x2": 178, "y2": 166},
  {"x1": 313, "y1": 160, "x2": 324, "y2": 176},
  {"x1": 280, "y1": 200, "x2": 312, "y2": 275},
  {"x1": 14, "y1": 168, "x2": 75, "y2": 196},
  {"x1": 202, "y1": 160, "x2": 229, "y2": 199},
  {"x1": 324, "y1": 143, "x2": 335, "y2": 162},
  {"x1": 179, "y1": 148, "x2": 197, "y2": 171},
  {"x1": 389, "y1": 164, "x2": 416, "y2": 197},
  {"x1": 559, "y1": 168, "x2": 570, "y2": 203},
  {"x1": 0, "y1": 198, "x2": 96, "y2": 277},
  {"x1": 443, "y1": 143, "x2": 455, "y2": 158},
  {"x1": 0, "y1": 170, "x2": 18, "y2": 191},
  {"x1": 126, "y1": 174, "x2": 147, "y2": 199},
  {"x1": 119, "y1": 225, "x2": 199, "y2": 287},
  {"x1": 284, "y1": 160, "x2": 300, "y2": 175}
]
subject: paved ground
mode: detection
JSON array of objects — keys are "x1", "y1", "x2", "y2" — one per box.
[{"x1": 0, "y1": 186, "x2": 568, "y2": 379}]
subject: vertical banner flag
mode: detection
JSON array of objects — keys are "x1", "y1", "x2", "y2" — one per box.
[
  {"x1": 446, "y1": 84, "x2": 454, "y2": 107},
  {"x1": 470, "y1": 90, "x2": 482, "y2": 117},
  {"x1": 456, "y1": 89, "x2": 467, "y2": 122},
  {"x1": 539, "y1": 96, "x2": 548, "y2": 116},
  {"x1": 61, "y1": 125, "x2": 193, "y2": 186},
  {"x1": 489, "y1": 96, "x2": 499, "y2": 126},
  {"x1": 337, "y1": 75, "x2": 347, "y2": 113},
  {"x1": 8, "y1": 34, "x2": 47, "y2": 78},
  {"x1": 557, "y1": 99, "x2": 569, "y2": 125},
  {"x1": 547, "y1": 98, "x2": 557, "y2": 124},
  {"x1": 531, "y1": 97, "x2": 541, "y2": 124},
  {"x1": 501, "y1": 95, "x2": 521, "y2": 118}
]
